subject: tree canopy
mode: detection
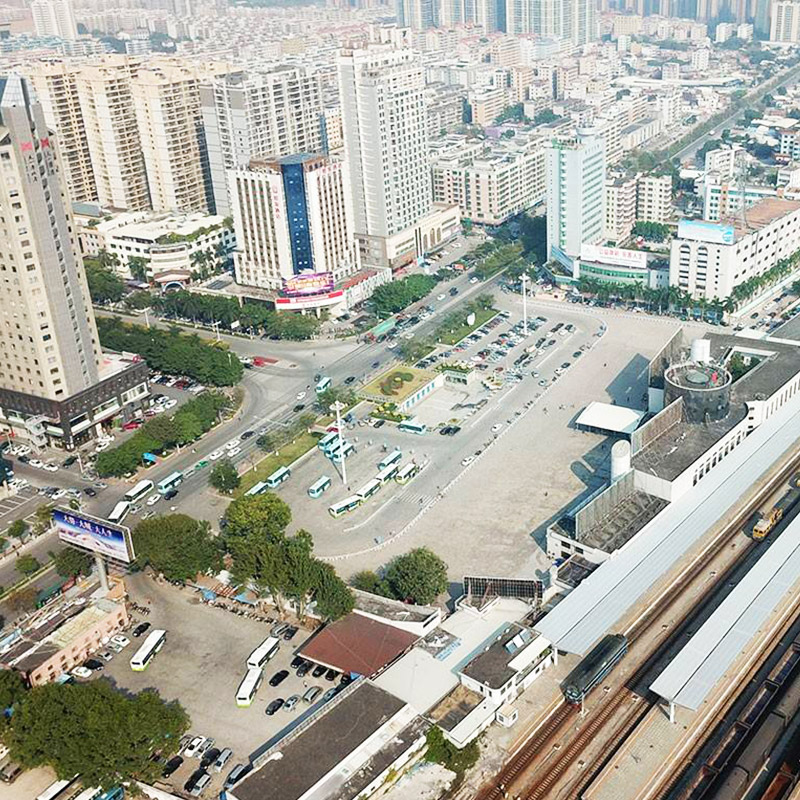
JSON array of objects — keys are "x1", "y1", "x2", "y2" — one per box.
[
  {"x1": 352, "y1": 547, "x2": 448, "y2": 605},
  {"x1": 209, "y1": 459, "x2": 240, "y2": 494},
  {"x1": 370, "y1": 274, "x2": 439, "y2": 318},
  {"x1": 6, "y1": 681, "x2": 189, "y2": 788},
  {"x1": 84, "y1": 257, "x2": 124, "y2": 304},
  {"x1": 132, "y1": 514, "x2": 222, "y2": 582},
  {"x1": 53, "y1": 548, "x2": 92, "y2": 579},
  {"x1": 632, "y1": 220, "x2": 671, "y2": 242}
]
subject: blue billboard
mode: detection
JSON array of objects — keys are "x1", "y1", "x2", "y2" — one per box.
[
  {"x1": 53, "y1": 508, "x2": 134, "y2": 563},
  {"x1": 677, "y1": 219, "x2": 735, "y2": 245}
]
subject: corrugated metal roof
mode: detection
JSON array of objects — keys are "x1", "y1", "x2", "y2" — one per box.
[
  {"x1": 535, "y1": 395, "x2": 800, "y2": 656},
  {"x1": 650, "y1": 513, "x2": 800, "y2": 711}
]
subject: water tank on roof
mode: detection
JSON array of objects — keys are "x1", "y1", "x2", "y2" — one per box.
[
  {"x1": 690, "y1": 338, "x2": 711, "y2": 364},
  {"x1": 611, "y1": 440, "x2": 631, "y2": 483}
]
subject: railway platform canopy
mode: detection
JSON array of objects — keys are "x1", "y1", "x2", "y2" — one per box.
[
  {"x1": 535, "y1": 394, "x2": 800, "y2": 657},
  {"x1": 650, "y1": 512, "x2": 800, "y2": 718}
]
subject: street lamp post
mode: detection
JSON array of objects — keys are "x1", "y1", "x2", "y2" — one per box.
[
  {"x1": 521, "y1": 273, "x2": 529, "y2": 336},
  {"x1": 330, "y1": 401, "x2": 347, "y2": 486}
]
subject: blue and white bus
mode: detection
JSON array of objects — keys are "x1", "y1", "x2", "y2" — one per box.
[
  {"x1": 266, "y1": 466, "x2": 291, "y2": 488},
  {"x1": 395, "y1": 463, "x2": 420, "y2": 484},
  {"x1": 157, "y1": 471, "x2": 183, "y2": 494},
  {"x1": 375, "y1": 463, "x2": 399, "y2": 484},
  {"x1": 356, "y1": 479, "x2": 381, "y2": 501},
  {"x1": 315, "y1": 377, "x2": 332, "y2": 394},
  {"x1": 308, "y1": 476, "x2": 332, "y2": 498},
  {"x1": 331, "y1": 443, "x2": 355, "y2": 463},
  {"x1": 245, "y1": 481, "x2": 269, "y2": 496},
  {"x1": 398, "y1": 419, "x2": 427, "y2": 435},
  {"x1": 130, "y1": 629, "x2": 167, "y2": 671},
  {"x1": 318, "y1": 431, "x2": 340, "y2": 452},
  {"x1": 378, "y1": 449, "x2": 402, "y2": 470},
  {"x1": 236, "y1": 667, "x2": 263, "y2": 707},
  {"x1": 329, "y1": 496, "x2": 362, "y2": 518}
]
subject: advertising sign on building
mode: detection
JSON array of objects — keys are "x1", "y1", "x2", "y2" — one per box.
[
  {"x1": 275, "y1": 289, "x2": 344, "y2": 309},
  {"x1": 282, "y1": 272, "x2": 335, "y2": 297},
  {"x1": 677, "y1": 219, "x2": 735, "y2": 245},
  {"x1": 53, "y1": 508, "x2": 134, "y2": 563},
  {"x1": 580, "y1": 244, "x2": 648, "y2": 269}
]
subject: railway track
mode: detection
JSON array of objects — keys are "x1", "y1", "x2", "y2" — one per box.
[{"x1": 473, "y1": 448, "x2": 800, "y2": 800}]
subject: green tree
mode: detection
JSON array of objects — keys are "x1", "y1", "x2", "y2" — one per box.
[
  {"x1": 84, "y1": 257, "x2": 124, "y2": 304},
  {"x1": 5, "y1": 587, "x2": 37, "y2": 616},
  {"x1": 7, "y1": 519, "x2": 27, "y2": 541},
  {"x1": 533, "y1": 108, "x2": 559, "y2": 125},
  {"x1": 132, "y1": 514, "x2": 221, "y2": 582},
  {"x1": 209, "y1": 459, "x2": 240, "y2": 494},
  {"x1": 314, "y1": 562, "x2": 355, "y2": 620},
  {"x1": 0, "y1": 670, "x2": 26, "y2": 717},
  {"x1": 632, "y1": 221, "x2": 671, "y2": 242},
  {"x1": 223, "y1": 494, "x2": 292, "y2": 542},
  {"x1": 370, "y1": 274, "x2": 439, "y2": 318},
  {"x1": 7, "y1": 681, "x2": 189, "y2": 788},
  {"x1": 53, "y1": 548, "x2": 92, "y2": 579},
  {"x1": 424, "y1": 726, "x2": 480, "y2": 775},
  {"x1": 127, "y1": 256, "x2": 149, "y2": 283},
  {"x1": 15, "y1": 555, "x2": 40, "y2": 578},
  {"x1": 124, "y1": 290, "x2": 153, "y2": 310},
  {"x1": 384, "y1": 548, "x2": 447, "y2": 604},
  {"x1": 398, "y1": 337, "x2": 435, "y2": 363},
  {"x1": 351, "y1": 570, "x2": 391, "y2": 596}
]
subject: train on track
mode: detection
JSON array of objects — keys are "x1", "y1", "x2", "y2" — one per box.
[
  {"x1": 561, "y1": 633, "x2": 628, "y2": 705},
  {"x1": 752, "y1": 484, "x2": 800, "y2": 540}
]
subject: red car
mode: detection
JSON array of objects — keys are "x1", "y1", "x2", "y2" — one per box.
[{"x1": 123, "y1": 421, "x2": 141, "y2": 431}]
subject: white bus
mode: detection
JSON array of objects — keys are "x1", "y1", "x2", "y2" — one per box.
[
  {"x1": 236, "y1": 667, "x2": 263, "y2": 707},
  {"x1": 36, "y1": 778, "x2": 81, "y2": 800},
  {"x1": 331, "y1": 443, "x2": 355, "y2": 463},
  {"x1": 308, "y1": 476, "x2": 332, "y2": 499},
  {"x1": 318, "y1": 431, "x2": 340, "y2": 452},
  {"x1": 396, "y1": 463, "x2": 420, "y2": 484},
  {"x1": 108, "y1": 501, "x2": 131, "y2": 524},
  {"x1": 378, "y1": 449, "x2": 402, "y2": 470},
  {"x1": 157, "y1": 471, "x2": 183, "y2": 494},
  {"x1": 130, "y1": 629, "x2": 167, "y2": 671},
  {"x1": 375, "y1": 463, "x2": 399, "y2": 484},
  {"x1": 356, "y1": 479, "x2": 381, "y2": 501},
  {"x1": 246, "y1": 636, "x2": 280, "y2": 669},
  {"x1": 245, "y1": 481, "x2": 269, "y2": 496},
  {"x1": 398, "y1": 419, "x2": 427, "y2": 435},
  {"x1": 266, "y1": 466, "x2": 291, "y2": 488},
  {"x1": 329, "y1": 496, "x2": 362, "y2": 518},
  {"x1": 315, "y1": 377, "x2": 332, "y2": 394},
  {"x1": 124, "y1": 479, "x2": 154, "y2": 503}
]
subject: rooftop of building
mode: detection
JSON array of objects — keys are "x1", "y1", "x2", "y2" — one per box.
[
  {"x1": 460, "y1": 623, "x2": 534, "y2": 689},
  {"x1": 230, "y1": 682, "x2": 406, "y2": 800},
  {"x1": 632, "y1": 333, "x2": 800, "y2": 481},
  {"x1": 555, "y1": 554, "x2": 600, "y2": 589},
  {"x1": 81, "y1": 210, "x2": 229, "y2": 241},
  {"x1": 97, "y1": 351, "x2": 147, "y2": 381},
  {"x1": 427, "y1": 683, "x2": 485, "y2": 732},
  {"x1": 724, "y1": 197, "x2": 800, "y2": 239},
  {"x1": 352, "y1": 589, "x2": 437, "y2": 625}
]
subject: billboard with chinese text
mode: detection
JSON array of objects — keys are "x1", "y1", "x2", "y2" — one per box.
[
  {"x1": 282, "y1": 272, "x2": 335, "y2": 297},
  {"x1": 54, "y1": 508, "x2": 134, "y2": 563}
]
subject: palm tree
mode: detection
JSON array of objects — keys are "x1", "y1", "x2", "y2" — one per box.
[{"x1": 97, "y1": 249, "x2": 120, "y2": 271}]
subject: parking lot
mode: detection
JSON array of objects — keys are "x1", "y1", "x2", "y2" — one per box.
[{"x1": 94, "y1": 573, "x2": 342, "y2": 797}]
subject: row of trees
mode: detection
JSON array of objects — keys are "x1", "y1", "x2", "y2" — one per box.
[
  {"x1": 96, "y1": 317, "x2": 244, "y2": 386},
  {"x1": 95, "y1": 391, "x2": 230, "y2": 477},
  {"x1": 729, "y1": 253, "x2": 799, "y2": 306},
  {"x1": 0, "y1": 672, "x2": 189, "y2": 789},
  {"x1": 632, "y1": 221, "x2": 671, "y2": 242},
  {"x1": 370, "y1": 274, "x2": 440, "y2": 318},
  {"x1": 85, "y1": 258, "x2": 126, "y2": 305},
  {"x1": 352, "y1": 547, "x2": 448, "y2": 605},
  {"x1": 435, "y1": 294, "x2": 495, "y2": 343}
]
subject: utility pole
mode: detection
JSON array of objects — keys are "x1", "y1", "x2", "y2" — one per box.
[
  {"x1": 330, "y1": 401, "x2": 347, "y2": 486},
  {"x1": 144, "y1": 308, "x2": 150, "y2": 329},
  {"x1": 521, "y1": 273, "x2": 529, "y2": 336}
]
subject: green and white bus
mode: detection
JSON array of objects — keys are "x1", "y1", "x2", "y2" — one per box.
[
  {"x1": 318, "y1": 431, "x2": 340, "y2": 452},
  {"x1": 245, "y1": 481, "x2": 269, "y2": 496},
  {"x1": 395, "y1": 463, "x2": 420, "y2": 484},
  {"x1": 157, "y1": 471, "x2": 183, "y2": 494},
  {"x1": 329, "y1": 496, "x2": 362, "y2": 518},
  {"x1": 266, "y1": 466, "x2": 291, "y2": 488},
  {"x1": 356, "y1": 478, "x2": 381, "y2": 501},
  {"x1": 130, "y1": 629, "x2": 166, "y2": 671},
  {"x1": 398, "y1": 418, "x2": 427, "y2": 435},
  {"x1": 378, "y1": 449, "x2": 402, "y2": 470},
  {"x1": 375, "y1": 463, "x2": 399, "y2": 484},
  {"x1": 330, "y1": 442, "x2": 355, "y2": 463},
  {"x1": 308, "y1": 476, "x2": 332, "y2": 498},
  {"x1": 236, "y1": 667, "x2": 263, "y2": 707},
  {"x1": 315, "y1": 377, "x2": 332, "y2": 394}
]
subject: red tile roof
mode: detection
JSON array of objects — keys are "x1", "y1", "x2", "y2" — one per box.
[{"x1": 299, "y1": 613, "x2": 418, "y2": 676}]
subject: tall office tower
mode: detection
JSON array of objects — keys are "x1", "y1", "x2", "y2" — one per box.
[
  {"x1": 229, "y1": 155, "x2": 358, "y2": 290},
  {"x1": 545, "y1": 133, "x2": 606, "y2": 269},
  {"x1": 75, "y1": 55, "x2": 150, "y2": 211},
  {"x1": 30, "y1": 0, "x2": 77, "y2": 39},
  {"x1": 0, "y1": 77, "x2": 148, "y2": 448},
  {"x1": 26, "y1": 61, "x2": 97, "y2": 204},
  {"x1": 131, "y1": 61, "x2": 229, "y2": 214},
  {"x1": 338, "y1": 45, "x2": 431, "y2": 267},
  {"x1": 755, "y1": 0, "x2": 771, "y2": 36},
  {"x1": 396, "y1": 0, "x2": 438, "y2": 28},
  {"x1": 201, "y1": 67, "x2": 324, "y2": 217},
  {"x1": 771, "y1": 0, "x2": 800, "y2": 41}
]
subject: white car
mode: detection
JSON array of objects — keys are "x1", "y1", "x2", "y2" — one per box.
[
  {"x1": 29, "y1": 459, "x2": 44, "y2": 468},
  {"x1": 111, "y1": 634, "x2": 130, "y2": 647},
  {"x1": 227, "y1": 447, "x2": 241, "y2": 457},
  {"x1": 146, "y1": 494, "x2": 161, "y2": 506},
  {"x1": 95, "y1": 441, "x2": 110, "y2": 452},
  {"x1": 71, "y1": 666, "x2": 93, "y2": 680},
  {"x1": 151, "y1": 405, "x2": 166, "y2": 414},
  {"x1": 163, "y1": 399, "x2": 178, "y2": 410},
  {"x1": 461, "y1": 456, "x2": 475, "y2": 467},
  {"x1": 296, "y1": 391, "x2": 307, "y2": 401},
  {"x1": 224, "y1": 439, "x2": 240, "y2": 450},
  {"x1": 491, "y1": 424, "x2": 503, "y2": 433},
  {"x1": 470, "y1": 277, "x2": 479, "y2": 284},
  {"x1": 437, "y1": 293, "x2": 446, "y2": 301},
  {"x1": 208, "y1": 450, "x2": 224, "y2": 461},
  {"x1": 43, "y1": 463, "x2": 59, "y2": 472},
  {"x1": 184, "y1": 736, "x2": 211, "y2": 758}
]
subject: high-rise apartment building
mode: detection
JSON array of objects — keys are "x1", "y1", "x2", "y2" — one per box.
[
  {"x1": 229, "y1": 155, "x2": 358, "y2": 291},
  {"x1": 26, "y1": 61, "x2": 97, "y2": 204},
  {"x1": 636, "y1": 174, "x2": 672, "y2": 223},
  {"x1": 771, "y1": 0, "x2": 800, "y2": 41},
  {"x1": 396, "y1": 0, "x2": 438, "y2": 28},
  {"x1": 605, "y1": 174, "x2": 636, "y2": 244},
  {"x1": 132, "y1": 61, "x2": 229, "y2": 214},
  {"x1": 30, "y1": 0, "x2": 77, "y2": 39},
  {"x1": 75, "y1": 55, "x2": 151, "y2": 211},
  {"x1": 0, "y1": 76, "x2": 148, "y2": 448},
  {"x1": 338, "y1": 45, "x2": 432, "y2": 268},
  {"x1": 201, "y1": 67, "x2": 324, "y2": 216},
  {"x1": 505, "y1": 0, "x2": 597, "y2": 44},
  {"x1": 545, "y1": 133, "x2": 606, "y2": 267}
]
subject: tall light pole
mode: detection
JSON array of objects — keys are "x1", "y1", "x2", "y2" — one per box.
[
  {"x1": 330, "y1": 401, "x2": 347, "y2": 486},
  {"x1": 521, "y1": 273, "x2": 529, "y2": 337}
]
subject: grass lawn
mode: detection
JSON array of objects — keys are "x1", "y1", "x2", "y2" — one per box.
[
  {"x1": 437, "y1": 308, "x2": 498, "y2": 346},
  {"x1": 236, "y1": 432, "x2": 319, "y2": 496}
]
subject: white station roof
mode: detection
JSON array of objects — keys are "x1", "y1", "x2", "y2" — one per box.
[
  {"x1": 575, "y1": 402, "x2": 645, "y2": 435},
  {"x1": 651, "y1": 512, "x2": 800, "y2": 711},
  {"x1": 535, "y1": 395, "x2": 800, "y2": 656}
]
